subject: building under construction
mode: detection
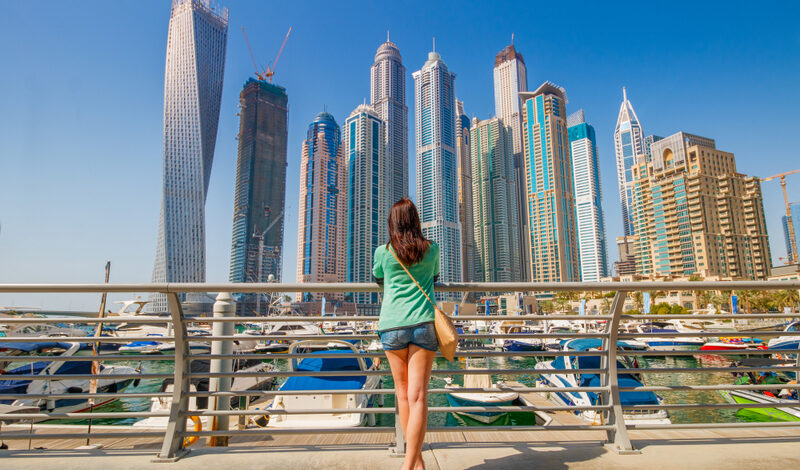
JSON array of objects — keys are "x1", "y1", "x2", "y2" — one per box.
[{"x1": 630, "y1": 132, "x2": 771, "y2": 280}]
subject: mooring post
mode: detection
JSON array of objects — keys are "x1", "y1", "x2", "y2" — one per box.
[{"x1": 208, "y1": 292, "x2": 235, "y2": 446}]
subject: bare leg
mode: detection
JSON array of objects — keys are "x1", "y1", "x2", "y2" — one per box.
[
  {"x1": 402, "y1": 345, "x2": 435, "y2": 470},
  {"x1": 385, "y1": 348, "x2": 410, "y2": 447}
]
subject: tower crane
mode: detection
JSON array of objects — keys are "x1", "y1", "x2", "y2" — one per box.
[
  {"x1": 761, "y1": 169, "x2": 800, "y2": 264},
  {"x1": 242, "y1": 26, "x2": 292, "y2": 83}
]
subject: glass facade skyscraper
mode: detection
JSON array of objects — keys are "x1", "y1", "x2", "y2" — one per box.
[
  {"x1": 296, "y1": 112, "x2": 346, "y2": 301},
  {"x1": 344, "y1": 105, "x2": 386, "y2": 304},
  {"x1": 228, "y1": 78, "x2": 288, "y2": 315},
  {"x1": 371, "y1": 38, "x2": 408, "y2": 210},
  {"x1": 520, "y1": 82, "x2": 579, "y2": 282},
  {"x1": 613, "y1": 87, "x2": 645, "y2": 237},
  {"x1": 413, "y1": 51, "x2": 462, "y2": 298},
  {"x1": 456, "y1": 100, "x2": 475, "y2": 282},
  {"x1": 567, "y1": 110, "x2": 608, "y2": 282},
  {"x1": 782, "y1": 202, "x2": 800, "y2": 261},
  {"x1": 149, "y1": 0, "x2": 228, "y2": 312},
  {"x1": 470, "y1": 117, "x2": 521, "y2": 282}
]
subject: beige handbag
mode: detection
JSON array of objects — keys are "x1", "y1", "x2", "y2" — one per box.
[{"x1": 388, "y1": 247, "x2": 459, "y2": 361}]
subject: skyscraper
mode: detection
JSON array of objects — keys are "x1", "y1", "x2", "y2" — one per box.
[
  {"x1": 470, "y1": 117, "x2": 520, "y2": 282},
  {"x1": 296, "y1": 112, "x2": 346, "y2": 301},
  {"x1": 493, "y1": 43, "x2": 529, "y2": 280},
  {"x1": 631, "y1": 132, "x2": 771, "y2": 279},
  {"x1": 781, "y1": 202, "x2": 800, "y2": 262},
  {"x1": 344, "y1": 104, "x2": 386, "y2": 304},
  {"x1": 613, "y1": 87, "x2": 645, "y2": 237},
  {"x1": 228, "y1": 78, "x2": 288, "y2": 315},
  {"x1": 567, "y1": 110, "x2": 608, "y2": 282},
  {"x1": 149, "y1": 0, "x2": 228, "y2": 312},
  {"x1": 371, "y1": 37, "x2": 408, "y2": 210},
  {"x1": 413, "y1": 50, "x2": 462, "y2": 297},
  {"x1": 455, "y1": 100, "x2": 475, "y2": 282},
  {"x1": 520, "y1": 82, "x2": 579, "y2": 282}
]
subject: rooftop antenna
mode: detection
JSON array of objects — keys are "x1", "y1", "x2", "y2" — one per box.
[
  {"x1": 511, "y1": 32, "x2": 514, "y2": 45},
  {"x1": 432, "y1": 37, "x2": 436, "y2": 52},
  {"x1": 387, "y1": 30, "x2": 390, "y2": 42},
  {"x1": 623, "y1": 86, "x2": 628, "y2": 102}
]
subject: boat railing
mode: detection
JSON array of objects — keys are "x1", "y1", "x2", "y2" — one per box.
[{"x1": 0, "y1": 280, "x2": 798, "y2": 460}]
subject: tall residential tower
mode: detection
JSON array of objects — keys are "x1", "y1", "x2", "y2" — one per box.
[
  {"x1": 456, "y1": 100, "x2": 475, "y2": 282},
  {"x1": 413, "y1": 50, "x2": 462, "y2": 297},
  {"x1": 493, "y1": 43, "x2": 529, "y2": 280},
  {"x1": 296, "y1": 112, "x2": 347, "y2": 301},
  {"x1": 149, "y1": 0, "x2": 228, "y2": 312},
  {"x1": 613, "y1": 87, "x2": 645, "y2": 237},
  {"x1": 344, "y1": 104, "x2": 386, "y2": 304},
  {"x1": 567, "y1": 110, "x2": 608, "y2": 282},
  {"x1": 371, "y1": 37, "x2": 409, "y2": 209},
  {"x1": 520, "y1": 82, "x2": 579, "y2": 282},
  {"x1": 228, "y1": 79, "x2": 288, "y2": 315}
]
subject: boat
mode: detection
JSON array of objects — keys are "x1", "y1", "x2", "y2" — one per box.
[
  {"x1": 262, "y1": 340, "x2": 381, "y2": 428},
  {"x1": 444, "y1": 361, "x2": 518, "y2": 424},
  {"x1": 535, "y1": 338, "x2": 671, "y2": 425},
  {"x1": 118, "y1": 333, "x2": 163, "y2": 354},
  {"x1": 766, "y1": 321, "x2": 800, "y2": 353},
  {"x1": 0, "y1": 342, "x2": 139, "y2": 420},
  {"x1": 134, "y1": 358, "x2": 276, "y2": 429},
  {"x1": 718, "y1": 358, "x2": 799, "y2": 421},
  {"x1": 254, "y1": 322, "x2": 324, "y2": 353},
  {"x1": 626, "y1": 322, "x2": 705, "y2": 351},
  {"x1": 700, "y1": 337, "x2": 767, "y2": 351},
  {"x1": 502, "y1": 325, "x2": 544, "y2": 352}
]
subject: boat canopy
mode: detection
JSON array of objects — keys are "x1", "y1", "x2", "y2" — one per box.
[
  {"x1": 281, "y1": 351, "x2": 371, "y2": 391},
  {"x1": 0, "y1": 342, "x2": 73, "y2": 353},
  {"x1": 561, "y1": 339, "x2": 646, "y2": 351}
]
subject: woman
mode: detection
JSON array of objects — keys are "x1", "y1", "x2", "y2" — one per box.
[{"x1": 373, "y1": 198, "x2": 439, "y2": 470}]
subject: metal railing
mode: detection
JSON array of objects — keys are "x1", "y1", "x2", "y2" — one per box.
[{"x1": 0, "y1": 281, "x2": 798, "y2": 461}]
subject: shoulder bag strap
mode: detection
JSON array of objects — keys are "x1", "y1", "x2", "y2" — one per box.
[{"x1": 387, "y1": 245, "x2": 438, "y2": 311}]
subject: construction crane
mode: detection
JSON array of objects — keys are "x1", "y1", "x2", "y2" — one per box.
[
  {"x1": 761, "y1": 169, "x2": 800, "y2": 264},
  {"x1": 242, "y1": 26, "x2": 292, "y2": 83}
]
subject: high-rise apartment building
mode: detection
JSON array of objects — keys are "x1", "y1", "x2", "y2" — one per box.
[
  {"x1": 615, "y1": 236, "x2": 637, "y2": 276},
  {"x1": 567, "y1": 110, "x2": 608, "y2": 282},
  {"x1": 296, "y1": 112, "x2": 347, "y2": 301},
  {"x1": 643, "y1": 134, "x2": 663, "y2": 162},
  {"x1": 229, "y1": 78, "x2": 288, "y2": 315},
  {"x1": 413, "y1": 50, "x2": 462, "y2": 297},
  {"x1": 371, "y1": 37, "x2": 408, "y2": 209},
  {"x1": 631, "y1": 132, "x2": 771, "y2": 279},
  {"x1": 520, "y1": 82, "x2": 579, "y2": 282},
  {"x1": 470, "y1": 117, "x2": 521, "y2": 282},
  {"x1": 782, "y1": 202, "x2": 800, "y2": 262},
  {"x1": 613, "y1": 87, "x2": 645, "y2": 237},
  {"x1": 456, "y1": 100, "x2": 475, "y2": 282},
  {"x1": 344, "y1": 104, "x2": 386, "y2": 304},
  {"x1": 493, "y1": 43, "x2": 529, "y2": 280},
  {"x1": 149, "y1": 0, "x2": 228, "y2": 312}
]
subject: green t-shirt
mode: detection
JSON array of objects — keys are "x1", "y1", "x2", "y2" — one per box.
[{"x1": 372, "y1": 242, "x2": 439, "y2": 331}]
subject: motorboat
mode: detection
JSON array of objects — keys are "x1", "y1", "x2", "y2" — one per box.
[
  {"x1": 767, "y1": 321, "x2": 800, "y2": 352},
  {"x1": 444, "y1": 359, "x2": 519, "y2": 424},
  {"x1": 254, "y1": 322, "x2": 325, "y2": 353},
  {"x1": 718, "y1": 358, "x2": 799, "y2": 421},
  {"x1": 262, "y1": 340, "x2": 381, "y2": 428},
  {"x1": 118, "y1": 333, "x2": 163, "y2": 354},
  {"x1": 134, "y1": 359, "x2": 276, "y2": 429},
  {"x1": 623, "y1": 322, "x2": 705, "y2": 351},
  {"x1": 502, "y1": 325, "x2": 544, "y2": 352},
  {"x1": 0, "y1": 342, "x2": 138, "y2": 420},
  {"x1": 700, "y1": 337, "x2": 767, "y2": 351},
  {"x1": 535, "y1": 338, "x2": 671, "y2": 425}
]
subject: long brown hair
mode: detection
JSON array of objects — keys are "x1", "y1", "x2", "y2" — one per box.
[{"x1": 387, "y1": 198, "x2": 431, "y2": 266}]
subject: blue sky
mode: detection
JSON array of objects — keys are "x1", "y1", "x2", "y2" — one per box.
[{"x1": 1, "y1": 0, "x2": 799, "y2": 310}]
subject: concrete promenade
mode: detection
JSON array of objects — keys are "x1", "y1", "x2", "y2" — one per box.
[{"x1": 2, "y1": 428, "x2": 799, "y2": 470}]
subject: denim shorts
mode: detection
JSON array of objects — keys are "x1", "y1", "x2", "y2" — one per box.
[{"x1": 379, "y1": 322, "x2": 438, "y2": 352}]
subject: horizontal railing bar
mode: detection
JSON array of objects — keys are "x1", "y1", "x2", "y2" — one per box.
[
  {"x1": 621, "y1": 384, "x2": 800, "y2": 392},
  {"x1": 186, "y1": 368, "x2": 606, "y2": 378},
  {"x1": 8, "y1": 373, "x2": 172, "y2": 380},
  {"x1": 182, "y1": 315, "x2": 615, "y2": 322},
  {"x1": 0, "y1": 432, "x2": 166, "y2": 440},
  {"x1": 184, "y1": 404, "x2": 612, "y2": 416},
  {"x1": 619, "y1": 331, "x2": 798, "y2": 337},
  {"x1": 621, "y1": 314, "x2": 800, "y2": 320},
  {"x1": 0, "y1": 317, "x2": 175, "y2": 324},
  {"x1": 2, "y1": 280, "x2": 798, "y2": 294},
  {"x1": 0, "y1": 354, "x2": 176, "y2": 362},
  {"x1": 628, "y1": 366, "x2": 800, "y2": 373},
  {"x1": 0, "y1": 392, "x2": 173, "y2": 400},
  {"x1": 622, "y1": 402, "x2": 800, "y2": 411},
  {"x1": 188, "y1": 350, "x2": 610, "y2": 360},
  {"x1": 0, "y1": 336, "x2": 177, "y2": 343},
  {"x1": 626, "y1": 422, "x2": 800, "y2": 430},
  {"x1": 0, "y1": 412, "x2": 169, "y2": 419},
  {"x1": 617, "y1": 349, "x2": 800, "y2": 356},
  {"x1": 189, "y1": 386, "x2": 610, "y2": 397},
  {"x1": 183, "y1": 424, "x2": 616, "y2": 437}
]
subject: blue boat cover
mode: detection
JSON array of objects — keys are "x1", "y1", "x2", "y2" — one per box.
[
  {"x1": 282, "y1": 351, "x2": 371, "y2": 391},
  {"x1": 575, "y1": 356, "x2": 659, "y2": 406},
  {"x1": 561, "y1": 339, "x2": 646, "y2": 351},
  {"x1": 0, "y1": 361, "x2": 98, "y2": 403},
  {"x1": 0, "y1": 342, "x2": 73, "y2": 353}
]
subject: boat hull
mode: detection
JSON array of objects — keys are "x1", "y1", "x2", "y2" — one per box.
[{"x1": 719, "y1": 390, "x2": 800, "y2": 422}]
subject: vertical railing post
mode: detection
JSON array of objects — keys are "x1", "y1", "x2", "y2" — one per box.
[
  {"x1": 154, "y1": 292, "x2": 191, "y2": 462},
  {"x1": 208, "y1": 292, "x2": 235, "y2": 446},
  {"x1": 390, "y1": 410, "x2": 406, "y2": 457},
  {"x1": 600, "y1": 290, "x2": 637, "y2": 453}
]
